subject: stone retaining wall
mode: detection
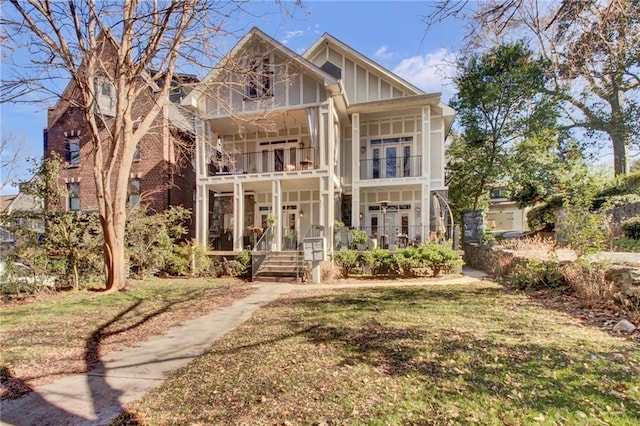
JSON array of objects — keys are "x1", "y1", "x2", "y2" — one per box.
[{"x1": 463, "y1": 243, "x2": 639, "y2": 305}]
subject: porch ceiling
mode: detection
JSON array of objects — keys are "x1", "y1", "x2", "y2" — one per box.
[
  {"x1": 210, "y1": 108, "x2": 309, "y2": 137},
  {"x1": 204, "y1": 176, "x2": 321, "y2": 194}
]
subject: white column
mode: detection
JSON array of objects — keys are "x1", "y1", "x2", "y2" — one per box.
[
  {"x1": 272, "y1": 179, "x2": 282, "y2": 251},
  {"x1": 233, "y1": 181, "x2": 244, "y2": 252},
  {"x1": 421, "y1": 106, "x2": 430, "y2": 179},
  {"x1": 421, "y1": 182, "x2": 430, "y2": 241},
  {"x1": 196, "y1": 185, "x2": 208, "y2": 249},
  {"x1": 351, "y1": 112, "x2": 361, "y2": 229}
]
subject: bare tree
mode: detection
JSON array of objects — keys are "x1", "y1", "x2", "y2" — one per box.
[
  {"x1": 0, "y1": 132, "x2": 24, "y2": 193},
  {"x1": 0, "y1": 0, "x2": 267, "y2": 291},
  {"x1": 425, "y1": 0, "x2": 640, "y2": 175}
]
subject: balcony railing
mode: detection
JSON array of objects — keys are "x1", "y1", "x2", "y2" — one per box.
[
  {"x1": 208, "y1": 147, "x2": 318, "y2": 177},
  {"x1": 359, "y1": 155, "x2": 422, "y2": 180},
  {"x1": 339, "y1": 224, "x2": 455, "y2": 250}
]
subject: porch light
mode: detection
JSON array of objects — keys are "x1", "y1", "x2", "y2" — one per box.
[
  {"x1": 379, "y1": 200, "x2": 389, "y2": 214},
  {"x1": 299, "y1": 210, "x2": 304, "y2": 218},
  {"x1": 359, "y1": 212, "x2": 364, "y2": 220},
  {"x1": 360, "y1": 146, "x2": 366, "y2": 153}
]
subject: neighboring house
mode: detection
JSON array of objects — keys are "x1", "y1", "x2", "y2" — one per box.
[
  {"x1": 0, "y1": 190, "x2": 45, "y2": 259},
  {"x1": 44, "y1": 41, "x2": 197, "y2": 231},
  {"x1": 486, "y1": 189, "x2": 531, "y2": 233},
  {"x1": 184, "y1": 28, "x2": 455, "y2": 253}
]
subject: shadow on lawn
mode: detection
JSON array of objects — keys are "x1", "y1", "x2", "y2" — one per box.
[
  {"x1": 293, "y1": 288, "x2": 640, "y2": 419},
  {"x1": 1, "y1": 297, "x2": 187, "y2": 425}
]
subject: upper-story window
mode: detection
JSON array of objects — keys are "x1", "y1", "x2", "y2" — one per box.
[
  {"x1": 133, "y1": 144, "x2": 141, "y2": 161},
  {"x1": 128, "y1": 178, "x2": 141, "y2": 207},
  {"x1": 67, "y1": 182, "x2": 80, "y2": 211},
  {"x1": 65, "y1": 137, "x2": 80, "y2": 166},
  {"x1": 95, "y1": 76, "x2": 116, "y2": 116},
  {"x1": 245, "y1": 57, "x2": 273, "y2": 99}
]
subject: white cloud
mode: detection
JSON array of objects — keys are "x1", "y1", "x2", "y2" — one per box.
[
  {"x1": 393, "y1": 48, "x2": 457, "y2": 101},
  {"x1": 281, "y1": 30, "x2": 304, "y2": 45},
  {"x1": 374, "y1": 45, "x2": 394, "y2": 61}
]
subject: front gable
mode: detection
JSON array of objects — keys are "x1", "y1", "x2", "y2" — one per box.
[
  {"x1": 304, "y1": 34, "x2": 423, "y2": 105},
  {"x1": 192, "y1": 28, "x2": 338, "y2": 118}
]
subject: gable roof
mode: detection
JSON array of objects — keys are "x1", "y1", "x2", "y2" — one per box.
[
  {"x1": 303, "y1": 33, "x2": 424, "y2": 96},
  {"x1": 182, "y1": 27, "x2": 339, "y2": 108}
]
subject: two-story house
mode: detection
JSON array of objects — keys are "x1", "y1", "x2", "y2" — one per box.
[{"x1": 185, "y1": 28, "x2": 455, "y2": 254}]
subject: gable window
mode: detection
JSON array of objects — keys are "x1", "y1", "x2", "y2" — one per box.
[
  {"x1": 65, "y1": 137, "x2": 80, "y2": 166},
  {"x1": 95, "y1": 76, "x2": 116, "y2": 116},
  {"x1": 67, "y1": 183, "x2": 80, "y2": 211},
  {"x1": 245, "y1": 57, "x2": 273, "y2": 99},
  {"x1": 133, "y1": 144, "x2": 141, "y2": 161},
  {"x1": 128, "y1": 178, "x2": 141, "y2": 206},
  {"x1": 321, "y1": 61, "x2": 342, "y2": 79}
]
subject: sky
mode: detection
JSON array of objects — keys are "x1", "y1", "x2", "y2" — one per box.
[{"x1": 0, "y1": 1, "x2": 465, "y2": 195}]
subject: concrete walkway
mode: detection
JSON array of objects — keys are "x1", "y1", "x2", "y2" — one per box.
[{"x1": 0, "y1": 269, "x2": 486, "y2": 426}]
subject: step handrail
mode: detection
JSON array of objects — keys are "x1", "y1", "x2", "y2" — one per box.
[{"x1": 251, "y1": 225, "x2": 274, "y2": 281}]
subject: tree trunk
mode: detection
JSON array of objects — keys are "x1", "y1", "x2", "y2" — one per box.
[
  {"x1": 611, "y1": 131, "x2": 629, "y2": 176},
  {"x1": 102, "y1": 209, "x2": 128, "y2": 292}
]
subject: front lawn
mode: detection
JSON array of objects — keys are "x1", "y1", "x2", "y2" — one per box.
[
  {"x1": 0, "y1": 277, "x2": 254, "y2": 399},
  {"x1": 118, "y1": 282, "x2": 640, "y2": 425}
]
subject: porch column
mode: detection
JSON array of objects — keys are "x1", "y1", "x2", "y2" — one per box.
[
  {"x1": 421, "y1": 183, "x2": 430, "y2": 242},
  {"x1": 233, "y1": 181, "x2": 244, "y2": 252},
  {"x1": 319, "y1": 105, "x2": 329, "y2": 168},
  {"x1": 272, "y1": 179, "x2": 282, "y2": 251},
  {"x1": 196, "y1": 184, "x2": 208, "y2": 249},
  {"x1": 320, "y1": 176, "x2": 334, "y2": 253},
  {"x1": 421, "y1": 106, "x2": 430, "y2": 178},
  {"x1": 351, "y1": 113, "x2": 361, "y2": 229}
]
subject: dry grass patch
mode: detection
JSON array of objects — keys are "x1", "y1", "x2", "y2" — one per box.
[
  {"x1": 0, "y1": 277, "x2": 254, "y2": 399},
  {"x1": 117, "y1": 283, "x2": 640, "y2": 425}
]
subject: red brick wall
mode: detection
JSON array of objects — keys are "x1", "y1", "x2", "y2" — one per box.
[{"x1": 46, "y1": 88, "x2": 195, "y2": 234}]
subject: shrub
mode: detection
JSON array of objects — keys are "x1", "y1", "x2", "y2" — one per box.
[
  {"x1": 333, "y1": 249, "x2": 359, "y2": 278},
  {"x1": 497, "y1": 234, "x2": 555, "y2": 251},
  {"x1": 394, "y1": 246, "x2": 421, "y2": 277},
  {"x1": 362, "y1": 248, "x2": 398, "y2": 276},
  {"x1": 350, "y1": 229, "x2": 369, "y2": 248},
  {"x1": 611, "y1": 237, "x2": 640, "y2": 252},
  {"x1": 557, "y1": 200, "x2": 606, "y2": 256},
  {"x1": 126, "y1": 205, "x2": 191, "y2": 278},
  {"x1": 417, "y1": 243, "x2": 464, "y2": 277},
  {"x1": 561, "y1": 261, "x2": 614, "y2": 306},
  {"x1": 622, "y1": 216, "x2": 640, "y2": 240},
  {"x1": 164, "y1": 241, "x2": 213, "y2": 277},
  {"x1": 504, "y1": 257, "x2": 565, "y2": 290},
  {"x1": 213, "y1": 251, "x2": 251, "y2": 277},
  {"x1": 527, "y1": 194, "x2": 563, "y2": 230},
  {"x1": 592, "y1": 170, "x2": 640, "y2": 210}
]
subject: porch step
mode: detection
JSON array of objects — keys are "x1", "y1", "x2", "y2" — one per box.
[{"x1": 253, "y1": 251, "x2": 302, "y2": 282}]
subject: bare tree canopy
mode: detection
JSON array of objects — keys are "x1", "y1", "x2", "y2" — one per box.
[
  {"x1": 1, "y1": 0, "x2": 282, "y2": 291},
  {"x1": 426, "y1": 0, "x2": 640, "y2": 175}
]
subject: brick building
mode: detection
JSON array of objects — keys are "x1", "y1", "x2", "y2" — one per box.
[{"x1": 44, "y1": 50, "x2": 197, "y2": 232}]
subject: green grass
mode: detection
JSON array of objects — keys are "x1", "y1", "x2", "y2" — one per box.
[
  {"x1": 0, "y1": 277, "x2": 253, "y2": 396},
  {"x1": 119, "y1": 282, "x2": 640, "y2": 425}
]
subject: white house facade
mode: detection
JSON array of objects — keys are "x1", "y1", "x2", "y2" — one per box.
[{"x1": 184, "y1": 28, "x2": 455, "y2": 255}]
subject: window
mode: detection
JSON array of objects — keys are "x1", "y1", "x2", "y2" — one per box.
[
  {"x1": 95, "y1": 77, "x2": 116, "y2": 116},
  {"x1": 133, "y1": 144, "x2": 141, "y2": 161},
  {"x1": 67, "y1": 183, "x2": 80, "y2": 211},
  {"x1": 245, "y1": 57, "x2": 273, "y2": 99},
  {"x1": 128, "y1": 178, "x2": 141, "y2": 206},
  {"x1": 65, "y1": 138, "x2": 80, "y2": 166}
]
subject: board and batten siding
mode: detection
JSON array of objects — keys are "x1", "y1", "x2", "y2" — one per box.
[
  {"x1": 204, "y1": 46, "x2": 328, "y2": 118},
  {"x1": 309, "y1": 46, "x2": 409, "y2": 104}
]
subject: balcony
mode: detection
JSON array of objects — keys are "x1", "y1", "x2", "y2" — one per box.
[
  {"x1": 359, "y1": 155, "x2": 422, "y2": 180},
  {"x1": 207, "y1": 147, "x2": 318, "y2": 177}
]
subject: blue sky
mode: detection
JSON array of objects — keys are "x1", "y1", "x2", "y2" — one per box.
[{"x1": 1, "y1": 1, "x2": 463, "y2": 194}]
